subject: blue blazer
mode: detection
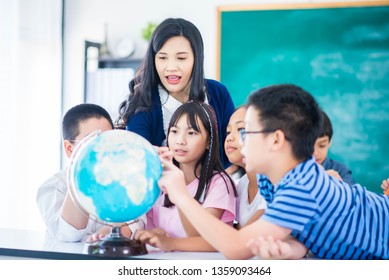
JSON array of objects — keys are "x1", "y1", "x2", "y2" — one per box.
[{"x1": 126, "y1": 79, "x2": 235, "y2": 168}]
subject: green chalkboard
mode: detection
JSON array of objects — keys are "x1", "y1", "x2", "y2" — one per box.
[{"x1": 218, "y1": 3, "x2": 389, "y2": 193}]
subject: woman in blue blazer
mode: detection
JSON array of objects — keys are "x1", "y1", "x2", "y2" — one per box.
[{"x1": 118, "y1": 18, "x2": 235, "y2": 168}]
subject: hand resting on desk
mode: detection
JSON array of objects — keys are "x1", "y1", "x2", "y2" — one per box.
[
  {"x1": 133, "y1": 228, "x2": 172, "y2": 251},
  {"x1": 247, "y1": 235, "x2": 308, "y2": 260}
]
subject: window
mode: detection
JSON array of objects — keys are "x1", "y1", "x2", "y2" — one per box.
[{"x1": 0, "y1": 0, "x2": 62, "y2": 230}]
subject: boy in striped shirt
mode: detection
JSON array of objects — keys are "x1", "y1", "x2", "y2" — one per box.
[{"x1": 157, "y1": 84, "x2": 389, "y2": 259}]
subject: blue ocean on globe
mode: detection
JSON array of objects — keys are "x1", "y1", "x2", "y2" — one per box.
[{"x1": 70, "y1": 130, "x2": 162, "y2": 223}]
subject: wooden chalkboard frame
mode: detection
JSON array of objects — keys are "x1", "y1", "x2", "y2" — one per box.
[
  {"x1": 216, "y1": 1, "x2": 389, "y2": 79},
  {"x1": 217, "y1": 1, "x2": 389, "y2": 193}
]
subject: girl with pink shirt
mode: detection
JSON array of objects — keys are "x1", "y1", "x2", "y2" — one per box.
[{"x1": 134, "y1": 102, "x2": 237, "y2": 251}]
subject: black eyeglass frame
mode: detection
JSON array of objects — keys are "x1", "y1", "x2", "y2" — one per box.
[{"x1": 239, "y1": 129, "x2": 275, "y2": 142}]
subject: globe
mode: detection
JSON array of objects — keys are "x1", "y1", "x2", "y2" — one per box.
[{"x1": 68, "y1": 129, "x2": 162, "y2": 225}]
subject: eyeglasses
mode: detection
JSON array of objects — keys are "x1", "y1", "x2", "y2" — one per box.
[
  {"x1": 66, "y1": 130, "x2": 102, "y2": 144},
  {"x1": 68, "y1": 139, "x2": 81, "y2": 144},
  {"x1": 239, "y1": 129, "x2": 274, "y2": 142}
]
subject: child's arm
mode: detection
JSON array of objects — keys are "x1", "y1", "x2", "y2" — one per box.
[
  {"x1": 158, "y1": 151, "x2": 291, "y2": 259},
  {"x1": 180, "y1": 173, "x2": 237, "y2": 237},
  {"x1": 61, "y1": 191, "x2": 89, "y2": 230},
  {"x1": 178, "y1": 208, "x2": 224, "y2": 237},
  {"x1": 134, "y1": 229, "x2": 216, "y2": 252},
  {"x1": 247, "y1": 235, "x2": 308, "y2": 260}
]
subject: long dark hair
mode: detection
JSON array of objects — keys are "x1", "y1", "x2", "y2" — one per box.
[
  {"x1": 117, "y1": 18, "x2": 206, "y2": 127},
  {"x1": 163, "y1": 102, "x2": 237, "y2": 207}
]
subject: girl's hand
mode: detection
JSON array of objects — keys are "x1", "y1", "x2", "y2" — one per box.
[
  {"x1": 381, "y1": 178, "x2": 389, "y2": 195},
  {"x1": 157, "y1": 152, "x2": 187, "y2": 204},
  {"x1": 133, "y1": 229, "x2": 174, "y2": 252},
  {"x1": 157, "y1": 146, "x2": 173, "y2": 162},
  {"x1": 151, "y1": 227, "x2": 168, "y2": 236}
]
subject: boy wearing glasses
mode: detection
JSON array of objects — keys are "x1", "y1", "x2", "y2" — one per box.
[
  {"x1": 37, "y1": 104, "x2": 141, "y2": 242},
  {"x1": 157, "y1": 84, "x2": 389, "y2": 259}
]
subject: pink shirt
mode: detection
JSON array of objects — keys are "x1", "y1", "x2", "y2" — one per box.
[{"x1": 147, "y1": 173, "x2": 236, "y2": 238}]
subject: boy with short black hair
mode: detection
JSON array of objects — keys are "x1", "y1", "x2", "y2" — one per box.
[
  {"x1": 37, "y1": 103, "x2": 143, "y2": 242},
  {"x1": 156, "y1": 84, "x2": 389, "y2": 259},
  {"x1": 314, "y1": 109, "x2": 355, "y2": 185}
]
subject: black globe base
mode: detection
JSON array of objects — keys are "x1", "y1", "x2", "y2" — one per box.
[{"x1": 87, "y1": 226, "x2": 147, "y2": 257}]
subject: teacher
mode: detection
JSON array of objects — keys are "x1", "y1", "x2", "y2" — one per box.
[{"x1": 117, "y1": 18, "x2": 235, "y2": 168}]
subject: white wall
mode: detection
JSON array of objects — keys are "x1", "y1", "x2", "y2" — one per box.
[{"x1": 63, "y1": 0, "x2": 369, "y2": 112}]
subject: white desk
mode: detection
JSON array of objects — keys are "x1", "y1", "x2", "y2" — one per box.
[{"x1": 0, "y1": 228, "x2": 226, "y2": 260}]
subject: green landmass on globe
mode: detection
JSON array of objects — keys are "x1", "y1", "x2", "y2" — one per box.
[{"x1": 69, "y1": 130, "x2": 162, "y2": 223}]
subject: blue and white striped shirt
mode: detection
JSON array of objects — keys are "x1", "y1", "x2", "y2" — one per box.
[{"x1": 258, "y1": 157, "x2": 389, "y2": 259}]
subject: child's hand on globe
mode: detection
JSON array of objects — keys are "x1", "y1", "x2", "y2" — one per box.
[
  {"x1": 155, "y1": 146, "x2": 173, "y2": 163},
  {"x1": 158, "y1": 154, "x2": 187, "y2": 204}
]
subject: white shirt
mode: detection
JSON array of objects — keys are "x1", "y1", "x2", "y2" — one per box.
[
  {"x1": 236, "y1": 174, "x2": 267, "y2": 227},
  {"x1": 159, "y1": 86, "x2": 208, "y2": 146},
  {"x1": 36, "y1": 168, "x2": 145, "y2": 242}
]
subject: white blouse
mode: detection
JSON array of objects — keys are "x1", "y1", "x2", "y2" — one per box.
[
  {"x1": 236, "y1": 174, "x2": 267, "y2": 227},
  {"x1": 159, "y1": 86, "x2": 208, "y2": 146}
]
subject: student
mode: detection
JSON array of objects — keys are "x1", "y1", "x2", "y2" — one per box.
[
  {"x1": 314, "y1": 109, "x2": 355, "y2": 185},
  {"x1": 134, "y1": 102, "x2": 237, "y2": 251},
  {"x1": 117, "y1": 18, "x2": 235, "y2": 168},
  {"x1": 36, "y1": 104, "x2": 141, "y2": 242},
  {"x1": 225, "y1": 106, "x2": 267, "y2": 228},
  {"x1": 156, "y1": 84, "x2": 389, "y2": 259}
]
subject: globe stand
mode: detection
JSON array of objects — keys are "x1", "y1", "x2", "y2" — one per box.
[{"x1": 87, "y1": 226, "x2": 147, "y2": 257}]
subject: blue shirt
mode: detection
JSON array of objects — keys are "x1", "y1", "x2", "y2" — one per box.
[
  {"x1": 126, "y1": 79, "x2": 235, "y2": 168},
  {"x1": 258, "y1": 157, "x2": 389, "y2": 259},
  {"x1": 322, "y1": 157, "x2": 355, "y2": 185}
]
